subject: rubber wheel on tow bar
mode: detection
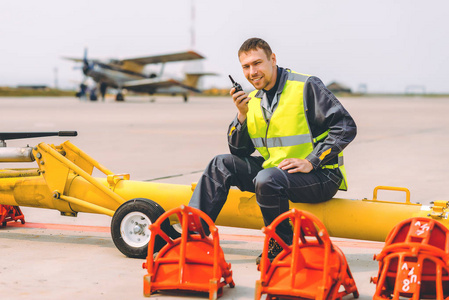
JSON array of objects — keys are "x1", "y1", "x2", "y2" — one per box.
[{"x1": 111, "y1": 198, "x2": 171, "y2": 259}]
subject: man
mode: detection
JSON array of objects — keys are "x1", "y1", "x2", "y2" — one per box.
[{"x1": 189, "y1": 37, "x2": 357, "y2": 263}]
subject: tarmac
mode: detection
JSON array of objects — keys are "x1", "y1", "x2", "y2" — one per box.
[{"x1": 0, "y1": 95, "x2": 448, "y2": 299}]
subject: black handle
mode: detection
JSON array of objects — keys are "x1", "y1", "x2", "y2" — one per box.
[
  {"x1": 58, "y1": 131, "x2": 78, "y2": 137},
  {"x1": 0, "y1": 131, "x2": 78, "y2": 141}
]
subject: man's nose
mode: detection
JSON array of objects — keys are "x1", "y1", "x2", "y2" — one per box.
[{"x1": 250, "y1": 66, "x2": 258, "y2": 76}]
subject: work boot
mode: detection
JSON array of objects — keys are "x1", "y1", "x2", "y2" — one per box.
[{"x1": 256, "y1": 238, "x2": 283, "y2": 265}]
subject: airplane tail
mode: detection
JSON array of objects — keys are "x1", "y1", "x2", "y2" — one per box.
[{"x1": 183, "y1": 72, "x2": 217, "y2": 90}]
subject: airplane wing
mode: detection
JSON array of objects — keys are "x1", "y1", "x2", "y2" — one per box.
[
  {"x1": 62, "y1": 57, "x2": 102, "y2": 64},
  {"x1": 62, "y1": 57, "x2": 84, "y2": 63},
  {"x1": 121, "y1": 51, "x2": 205, "y2": 66},
  {"x1": 63, "y1": 51, "x2": 203, "y2": 66},
  {"x1": 123, "y1": 78, "x2": 201, "y2": 93},
  {"x1": 185, "y1": 72, "x2": 218, "y2": 76}
]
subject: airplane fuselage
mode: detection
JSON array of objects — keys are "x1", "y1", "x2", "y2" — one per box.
[{"x1": 86, "y1": 62, "x2": 148, "y2": 89}]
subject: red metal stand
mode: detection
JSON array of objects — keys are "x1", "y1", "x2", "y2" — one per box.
[
  {"x1": 372, "y1": 217, "x2": 449, "y2": 299},
  {"x1": 143, "y1": 205, "x2": 234, "y2": 299},
  {"x1": 0, "y1": 205, "x2": 25, "y2": 227},
  {"x1": 255, "y1": 208, "x2": 358, "y2": 300}
]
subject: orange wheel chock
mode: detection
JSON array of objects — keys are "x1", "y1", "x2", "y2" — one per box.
[
  {"x1": 142, "y1": 205, "x2": 235, "y2": 299},
  {"x1": 372, "y1": 217, "x2": 449, "y2": 299},
  {"x1": 255, "y1": 208, "x2": 359, "y2": 300},
  {"x1": 0, "y1": 205, "x2": 25, "y2": 227}
]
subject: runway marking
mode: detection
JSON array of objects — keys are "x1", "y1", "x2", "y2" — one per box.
[{"x1": 4, "y1": 222, "x2": 385, "y2": 249}]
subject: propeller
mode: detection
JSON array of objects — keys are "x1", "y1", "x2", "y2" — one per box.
[
  {"x1": 82, "y1": 48, "x2": 91, "y2": 76},
  {"x1": 74, "y1": 48, "x2": 91, "y2": 98},
  {"x1": 62, "y1": 48, "x2": 95, "y2": 98}
]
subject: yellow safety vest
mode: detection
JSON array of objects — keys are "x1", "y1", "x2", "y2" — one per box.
[{"x1": 246, "y1": 70, "x2": 348, "y2": 190}]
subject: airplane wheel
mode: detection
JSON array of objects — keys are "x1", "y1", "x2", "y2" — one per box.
[
  {"x1": 111, "y1": 198, "x2": 173, "y2": 258},
  {"x1": 116, "y1": 93, "x2": 124, "y2": 101},
  {"x1": 183, "y1": 94, "x2": 188, "y2": 102}
]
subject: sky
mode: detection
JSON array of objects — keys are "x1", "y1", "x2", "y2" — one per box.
[{"x1": 0, "y1": 0, "x2": 448, "y2": 94}]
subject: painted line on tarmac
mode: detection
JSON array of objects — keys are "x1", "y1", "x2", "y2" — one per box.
[
  {"x1": 5, "y1": 221, "x2": 385, "y2": 249},
  {"x1": 5, "y1": 222, "x2": 110, "y2": 232},
  {"x1": 219, "y1": 234, "x2": 385, "y2": 249}
]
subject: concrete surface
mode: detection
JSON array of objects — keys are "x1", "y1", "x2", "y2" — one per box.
[{"x1": 0, "y1": 95, "x2": 448, "y2": 299}]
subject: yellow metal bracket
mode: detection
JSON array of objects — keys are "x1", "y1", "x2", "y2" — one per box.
[
  {"x1": 107, "y1": 173, "x2": 130, "y2": 189},
  {"x1": 32, "y1": 141, "x2": 127, "y2": 216},
  {"x1": 363, "y1": 186, "x2": 420, "y2": 206},
  {"x1": 428, "y1": 200, "x2": 448, "y2": 219},
  {"x1": 52, "y1": 191, "x2": 115, "y2": 217}
]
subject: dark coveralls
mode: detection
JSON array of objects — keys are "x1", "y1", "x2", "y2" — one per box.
[{"x1": 189, "y1": 67, "x2": 357, "y2": 244}]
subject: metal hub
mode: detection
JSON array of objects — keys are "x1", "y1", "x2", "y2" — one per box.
[{"x1": 120, "y1": 212, "x2": 152, "y2": 248}]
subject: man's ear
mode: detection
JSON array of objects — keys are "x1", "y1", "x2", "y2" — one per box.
[{"x1": 271, "y1": 53, "x2": 277, "y2": 66}]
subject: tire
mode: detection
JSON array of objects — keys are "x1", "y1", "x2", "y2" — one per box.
[
  {"x1": 116, "y1": 93, "x2": 124, "y2": 101},
  {"x1": 111, "y1": 198, "x2": 170, "y2": 258},
  {"x1": 154, "y1": 203, "x2": 181, "y2": 240}
]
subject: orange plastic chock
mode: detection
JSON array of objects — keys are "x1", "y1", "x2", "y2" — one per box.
[
  {"x1": 143, "y1": 205, "x2": 235, "y2": 299},
  {"x1": 255, "y1": 208, "x2": 359, "y2": 300},
  {"x1": 372, "y1": 217, "x2": 449, "y2": 299},
  {"x1": 0, "y1": 205, "x2": 25, "y2": 226}
]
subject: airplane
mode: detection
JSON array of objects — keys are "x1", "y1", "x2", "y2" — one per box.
[{"x1": 63, "y1": 49, "x2": 215, "y2": 102}]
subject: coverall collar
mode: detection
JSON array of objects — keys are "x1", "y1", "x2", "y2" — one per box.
[{"x1": 255, "y1": 66, "x2": 288, "y2": 114}]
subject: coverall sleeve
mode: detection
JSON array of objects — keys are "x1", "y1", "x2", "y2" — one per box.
[
  {"x1": 304, "y1": 76, "x2": 357, "y2": 169},
  {"x1": 227, "y1": 115, "x2": 256, "y2": 156}
]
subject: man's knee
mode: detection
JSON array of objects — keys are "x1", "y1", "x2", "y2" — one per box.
[
  {"x1": 211, "y1": 154, "x2": 234, "y2": 164},
  {"x1": 208, "y1": 154, "x2": 235, "y2": 172},
  {"x1": 254, "y1": 168, "x2": 287, "y2": 196}
]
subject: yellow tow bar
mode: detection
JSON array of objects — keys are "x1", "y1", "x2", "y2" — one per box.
[{"x1": 0, "y1": 140, "x2": 447, "y2": 258}]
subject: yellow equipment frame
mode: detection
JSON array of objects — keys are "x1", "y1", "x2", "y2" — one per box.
[{"x1": 0, "y1": 141, "x2": 448, "y2": 244}]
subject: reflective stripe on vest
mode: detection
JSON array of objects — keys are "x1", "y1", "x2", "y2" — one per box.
[{"x1": 251, "y1": 134, "x2": 311, "y2": 148}]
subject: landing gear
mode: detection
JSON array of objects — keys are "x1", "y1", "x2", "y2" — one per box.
[
  {"x1": 115, "y1": 92, "x2": 124, "y2": 101},
  {"x1": 183, "y1": 94, "x2": 188, "y2": 102},
  {"x1": 100, "y1": 83, "x2": 107, "y2": 101},
  {"x1": 75, "y1": 83, "x2": 87, "y2": 99},
  {"x1": 111, "y1": 198, "x2": 177, "y2": 258},
  {"x1": 89, "y1": 84, "x2": 98, "y2": 101}
]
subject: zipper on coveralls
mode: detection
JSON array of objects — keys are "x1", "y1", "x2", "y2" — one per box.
[{"x1": 264, "y1": 119, "x2": 271, "y2": 162}]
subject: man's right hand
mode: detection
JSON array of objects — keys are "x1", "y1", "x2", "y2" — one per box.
[{"x1": 230, "y1": 87, "x2": 251, "y2": 124}]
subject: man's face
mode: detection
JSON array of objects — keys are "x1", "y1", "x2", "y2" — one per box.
[{"x1": 239, "y1": 48, "x2": 277, "y2": 90}]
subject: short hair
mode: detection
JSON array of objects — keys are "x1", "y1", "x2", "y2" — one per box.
[{"x1": 238, "y1": 38, "x2": 272, "y2": 59}]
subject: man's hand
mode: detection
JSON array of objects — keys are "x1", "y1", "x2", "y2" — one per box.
[
  {"x1": 230, "y1": 88, "x2": 251, "y2": 124},
  {"x1": 278, "y1": 158, "x2": 313, "y2": 173}
]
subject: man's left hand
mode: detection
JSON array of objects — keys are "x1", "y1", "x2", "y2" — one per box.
[{"x1": 278, "y1": 158, "x2": 313, "y2": 173}]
